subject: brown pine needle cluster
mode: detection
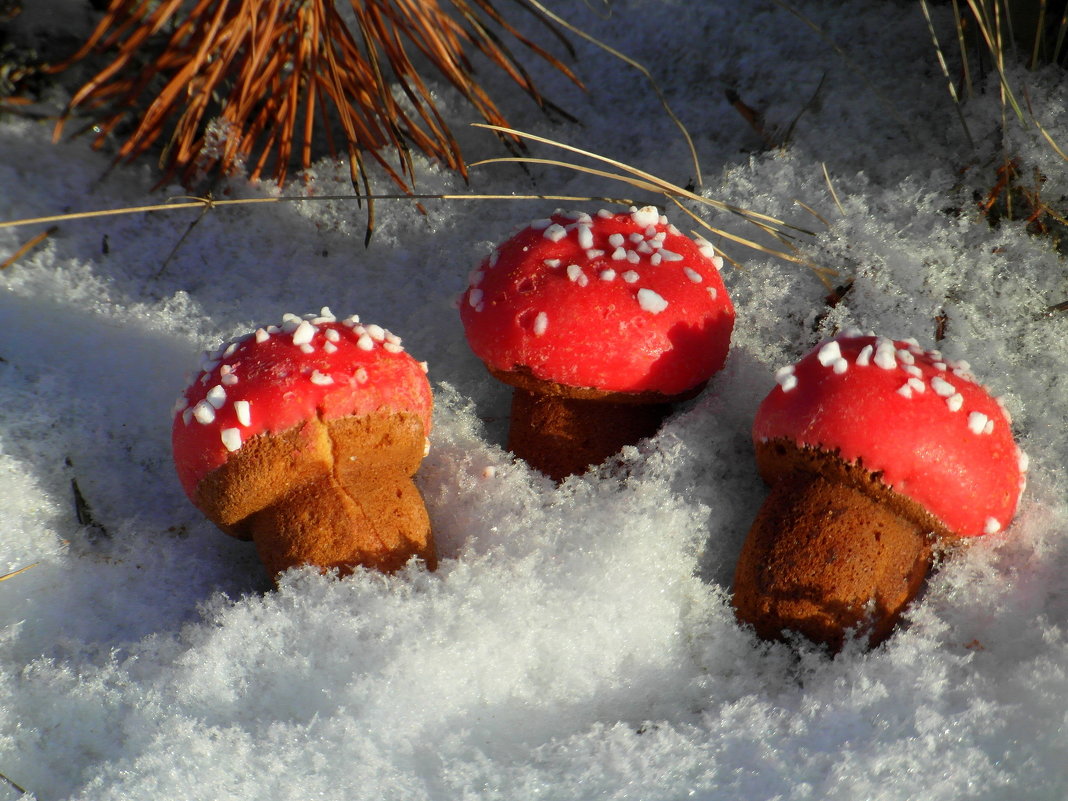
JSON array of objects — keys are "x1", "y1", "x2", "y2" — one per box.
[{"x1": 49, "y1": 0, "x2": 582, "y2": 198}]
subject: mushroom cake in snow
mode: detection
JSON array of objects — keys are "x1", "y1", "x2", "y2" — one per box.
[
  {"x1": 172, "y1": 309, "x2": 436, "y2": 577},
  {"x1": 459, "y1": 206, "x2": 735, "y2": 480},
  {"x1": 732, "y1": 333, "x2": 1026, "y2": 650}
]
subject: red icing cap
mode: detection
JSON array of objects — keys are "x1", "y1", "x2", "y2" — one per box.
[
  {"x1": 171, "y1": 309, "x2": 432, "y2": 500},
  {"x1": 459, "y1": 207, "x2": 735, "y2": 395},
  {"x1": 753, "y1": 334, "x2": 1026, "y2": 538}
]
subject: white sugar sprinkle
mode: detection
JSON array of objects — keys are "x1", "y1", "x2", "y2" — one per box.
[
  {"x1": 221, "y1": 428, "x2": 242, "y2": 452},
  {"x1": 323, "y1": 342, "x2": 337, "y2": 354},
  {"x1": 637, "y1": 288, "x2": 669, "y2": 313},
  {"x1": 608, "y1": 233, "x2": 625, "y2": 248},
  {"x1": 631, "y1": 206, "x2": 660, "y2": 227},
  {"x1": 629, "y1": 233, "x2": 644, "y2": 243},
  {"x1": 310, "y1": 370, "x2": 333, "y2": 386},
  {"x1": 964, "y1": 405, "x2": 984, "y2": 430},
  {"x1": 874, "y1": 340, "x2": 897, "y2": 369},
  {"x1": 707, "y1": 287, "x2": 718, "y2": 300},
  {"x1": 659, "y1": 249, "x2": 683, "y2": 262},
  {"x1": 817, "y1": 340, "x2": 843, "y2": 367},
  {"x1": 193, "y1": 401, "x2": 216, "y2": 424},
  {"x1": 907, "y1": 377, "x2": 926, "y2": 393},
  {"x1": 896, "y1": 348, "x2": 915, "y2": 365},
  {"x1": 181, "y1": 407, "x2": 194, "y2": 425},
  {"x1": 468, "y1": 288, "x2": 484, "y2": 308},
  {"x1": 566, "y1": 264, "x2": 588, "y2": 286},
  {"x1": 534, "y1": 311, "x2": 548, "y2": 336},
  {"x1": 947, "y1": 393, "x2": 964, "y2": 412},
  {"x1": 577, "y1": 225, "x2": 594, "y2": 250},
  {"x1": 984, "y1": 517, "x2": 1002, "y2": 535},
  {"x1": 299, "y1": 344, "x2": 314, "y2": 354},
  {"x1": 856, "y1": 344, "x2": 873, "y2": 366},
  {"x1": 292, "y1": 320, "x2": 316, "y2": 346},
  {"x1": 596, "y1": 209, "x2": 614, "y2": 219},
  {"x1": 254, "y1": 328, "x2": 269, "y2": 343},
  {"x1": 357, "y1": 334, "x2": 374, "y2": 351},
  {"x1": 931, "y1": 376, "x2": 955, "y2": 397},
  {"x1": 622, "y1": 271, "x2": 639, "y2": 283},
  {"x1": 833, "y1": 358, "x2": 848, "y2": 374},
  {"x1": 342, "y1": 315, "x2": 360, "y2": 327},
  {"x1": 626, "y1": 250, "x2": 640, "y2": 264},
  {"x1": 897, "y1": 384, "x2": 913, "y2": 398},
  {"x1": 529, "y1": 218, "x2": 554, "y2": 230},
  {"x1": 366, "y1": 324, "x2": 386, "y2": 341},
  {"x1": 355, "y1": 367, "x2": 369, "y2": 383},
  {"x1": 904, "y1": 364, "x2": 923, "y2": 378},
  {"x1": 600, "y1": 269, "x2": 616, "y2": 281},
  {"x1": 543, "y1": 259, "x2": 561, "y2": 268},
  {"x1": 776, "y1": 365, "x2": 797, "y2": 391},
  {"x1": 585, "y1": 250, "x2": 605, "y2": 259},
  {"x1": 1018, "y1": 449, "x2": 1030, "y2": 472},
  {"x1": 650, "y1": 253, "x2": 662, "y2": 266},
  {"x1": 543, "y1": 223, "x2": 567, "y2": 242},
  {"x1": 234, "y1": 400, "x2": 251, "y2": 427},
  {"x1": 383, "y1": 342, "x2": 403, "y2": 354},
  {"x1": 206, "y1": 385, "x2": 227, "y2": 409},
  {"x1": 611, "y1": 247, "x2": 628, "y2": 261},
  {"x1": 684, "y1": 267, "x2": 703, "y2": 283},
  {"x1": 221, "y1": 373, "x2": 239, "y2": 387}
]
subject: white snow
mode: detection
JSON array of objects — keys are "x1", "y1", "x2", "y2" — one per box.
[{"x1": 3, "y1": 1, "x2": 1068, "y2": 800}]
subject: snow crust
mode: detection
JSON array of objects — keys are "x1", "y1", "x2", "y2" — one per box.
[{"x1": 3, "y1": 1, "x2": 1068, "y2": 799}]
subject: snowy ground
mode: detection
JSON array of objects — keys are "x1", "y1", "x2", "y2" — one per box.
[{"x1": 2, "y1": 1, "x2": 1068, "y2": 799}]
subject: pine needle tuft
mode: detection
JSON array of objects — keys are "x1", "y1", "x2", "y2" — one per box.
[{"x1": 48, "y1": 0, "x2": 583, "y2": 197}]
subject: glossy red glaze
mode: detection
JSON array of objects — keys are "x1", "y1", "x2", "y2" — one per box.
[
  {"x1": 753, "y1": 334, "x2": 1025, "y2": 538},
  {"x1": 459, "y1": 207, "x2": 735, "y2": 395},
  {"x1": 171, "y1": 314, "x2": 432, "y2": 500}
]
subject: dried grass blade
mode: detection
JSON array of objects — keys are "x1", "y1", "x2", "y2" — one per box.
[
  {"x1": 519, "y1": 0, "x2": 701, "y2": 186},
  {"x1": 1, "y1": 225, "x2": 58, "y2": 269},
  {"x1": 471, "y1": 123, "x2": 812, "y2": 235},
  {"x1": 961, "y1": 0, "x2": 1026, "y2": 121},
  {"x1": 822, "y1": 162, "x2": 846, "y2": 214},
  {"x1": 1024, "y1": 87, "x2": 1068, "y2": 161},
  {"x1": 920, "y1": 0, "x2": 975, "y2": 147},
  {"x1": 0, "y1": 562, "x2": 38, "y2": 582},
  {"x1": 950, "y1": 0, "x2": 974, "y2": 99}
]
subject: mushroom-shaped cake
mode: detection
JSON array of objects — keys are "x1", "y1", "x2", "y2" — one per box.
[
  {"x1": 172, "y1": 309, "x2": 436, "y2": 578},
  {"x1": 459, "y1": 206, "x2": 735, "y2": 480},
  {"x1": 732, "y1": 333, "x2": 1026, "y2": 650}
]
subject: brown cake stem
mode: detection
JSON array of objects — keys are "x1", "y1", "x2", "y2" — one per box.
[
  {"x1": 248, "y1": 472, "x2": 435, "y2": 578},
  {"x1": 732, "y1": 470, "x2": 935, "y2": 651},
  {"x1": 489, "y1": 365, "x2": 704, "y2": 482},
  {"x1": 507, "y1": 387, "x2": 671, "y2": 481}
]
